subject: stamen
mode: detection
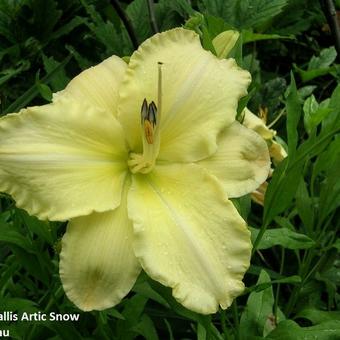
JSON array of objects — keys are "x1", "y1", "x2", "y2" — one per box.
[
  {"x1": 144, "y1": 120, "x2": 154, "y2": 144},
  {"x1": 130, "y1": 62, "x2": 164, "y2": 174},
  {"x1": 140, "y1": 100, "x2": 158, "y2": 145}
]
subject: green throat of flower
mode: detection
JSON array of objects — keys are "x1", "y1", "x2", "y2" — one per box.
[{"x1": 128, "y1": 62, "x2": 163, "y2": 174}]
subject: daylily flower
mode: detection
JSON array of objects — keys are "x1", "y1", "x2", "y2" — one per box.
[{"x1": 0, "y1": 28, "x2": 270, "y2": 314}]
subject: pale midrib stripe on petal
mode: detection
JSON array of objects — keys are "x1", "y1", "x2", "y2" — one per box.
[
  {"x1": 11, "y1": 131, "x2": 118, "y2": 155},
  {"x1": 0, "y1": 155, "x2": 123, "y2": 165},
  {"x1": 145, "y1": 176, "x2": 225, "y2": 300},
  {"x1": 161, "y1": 56, "x2": 210, "y2": 131}
]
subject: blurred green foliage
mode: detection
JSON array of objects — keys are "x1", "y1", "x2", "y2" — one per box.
[{"x1": 0, "y1": 0, "x2": 339, "y2": 339}]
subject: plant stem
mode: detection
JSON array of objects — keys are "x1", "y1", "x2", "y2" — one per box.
[{"x1": 320, "y1": 0, "x2": 340, "y2": 60}]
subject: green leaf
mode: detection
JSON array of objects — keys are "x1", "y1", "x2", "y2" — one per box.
[
  {"x1": 66, "y1": 45, "x2": 92, "y2": 70},
  {"x1": 295, "y1": 308, "x2": 340, "y2": 324},
  {"x1": 164, "y1": 319, "x2": 175, "y2": 340},
  {"x1": 197, "y1": 323, "x2": 207, "y2": 340},
  {"x1": 148, "y1": 281, "x2": 201, "y2": 321},
  {"x1": 318, "y1": 153, "x2": 340, "y2": 224},
  {"x1": 204, "y1": 14, "x2": 233, "y2": 38},
  {"x1": 42, "y1": 54, "x2": 69, "y2": 91},
  {"x1": 29, "y1": 0, "x2": 62, "y2": 41},
  {"x1": 250, "y1": 227, "x2": 315, "y2": 250},
  {"x1": 267, "y1": 320, "x2": 340, "y2": 339},
  {"x1": 133, "y1": 280, "x2": 169, "y2": 308},
  {"x1": 122, "y1": 294, "x2": 148, "y2": 326},
  {"x1": 106, "y1": 308, "x2": 126, "y2": 320},
  {"x1": 263, "y1": 157, "x2": 303, "y2": 228},
  {"x1": 303, "y1": 95, "x2": 332, "y2": 134},
  {"x1": 156, "y1": 0, "x2": 192, "y2": 31},
  {"x1": 295, "y1": 64, "x2": 340, "y2": 82},
  {"x1": 80, "y1": 0, "x2": 128, "y2": 55},
  {"x1": 308, "y1": 47, "x2": 337, "y2": 70},
  {"x1": 231, "y1": 195, "x2": 251, "y2": 220},
  {"x1": 295, "y1": 179, "x2": 314, "y2": 232},
  {"x1": 126, "y1": 0, "x2": 152, "y2": 43},
  {"x1": 0, "y1": 61, "x2": 30, "y2": 87},
  {"x1": 184, "y1": 12, "x2": 204, "y2": 33},
  {"x1": 199, "y1": 0, "x2": 288, "y2": 29},
  {"x1": 240, "y1": 270, "x2": 274, "y2": 338},
  {"x1": 323, "y1": 83, "x2": 340, "y2": 131},
  {"x1": 0, "y1": 222, "x2": 35, "y2": 254},
  {"x1": 36, "y1": 82, "x2": 53, "y2": 102},
  {"x1": 298, "y1": 85, "x2": 316, "y2": 99},
  {"x1": 257, "y1": 117, "x2": 338, "y2": 251},
  {"x1": 312, "y1": 137, "x2": 340, "y2": 180},
  {"x1": 17, "y1": 210, "x2": 54, "y2": 246},
  {"x1": 245, "y1": 276, "x2": 301, "y2": 295},
  {"x1": 167, "y1": 0, "x2": 195, "y2": 17},
  {"x1": 286, "y1": 72, "x2": 301, "y2": 157},
  {"x1": 242, "y1": 30, "x2": 293, "y2": 44},
  {"x1": 303, "y1": 94, "x2": 318, "y2": 132},
  {"x1": 294, "y1": 47, "x2": 339, "y2": 82},
  {"x1": 116, "y1": 294, "x2": 148, "y2": 338},
  {"x1": 3, "y1": 54, "x2": 72, "y2": 114},
  {"x1": 237, "y1": 87, "x2": 255, "y2": 118},
  {"x1": 132, "y1": 314, "x2": 159, "y2": 340},
  {"x1": 0, "y1": 297, "x2": 38, "y2": 312},
  {"x1": 49, "y1": 16, "x2": 86, "y2": 41},
  {"x1": 44, "y1": 321, "x2": 83, "y2": 340}
]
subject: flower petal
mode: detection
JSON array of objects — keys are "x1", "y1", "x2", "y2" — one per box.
[
  {"x1": 60, "y1": 181, "x2": 141, "y2": 311},
  {"x1": 55, "y1": 56, "x2": 127, "y2": 114},
  {"x1": 118, "y1": 28, "x2": 251, "y2": 161},
  {"x1": 270, "y1": 140, "x2": 287, "y2": 163},
  {"x1": 128, "y1": 163, "x2": 251, "y2": 314},
  {"x1": 242, "y1": 108, "x2": 275, "y2": 140},
  {"x1": 198, "y1": 121, "x2": 270, "y2": 198},
  {"x1": 0, "y1": 97, "x2": 128, "y2": 220}
]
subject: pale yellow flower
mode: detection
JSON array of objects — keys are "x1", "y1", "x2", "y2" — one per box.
[{"x1": 0, "y1": 29, "x2": 270, "y2": 314}]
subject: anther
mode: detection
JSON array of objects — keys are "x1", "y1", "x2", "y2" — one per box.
[
  {"x1": 141, "y1": 98, "x2": 148, "y2": 124},
  {"x1": 140, "y1": 99, "x2": 158, "y2": 144},
  {"x1": 148, "y1": 101, "x2": 157, "y2": 126}
]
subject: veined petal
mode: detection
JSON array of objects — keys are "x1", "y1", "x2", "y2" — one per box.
[
  {"x1": 60, "y1": 179, "x2": 141, "y2": 311},
  {"x1": 0, "y1": 97, "x2": 128, "y2": 221},
  {"x1": 128, "y1": 163, "x2": 251, "y2": 314},
  {"x1": 198, "y1": 121, "x2": 270, "y2": 198},
  {"x1": 118, "y1": 28, "x2": 251, "y2": 161},
  {"x1": 54, "y1": 56, "x2": 127, "y2": 114}
]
